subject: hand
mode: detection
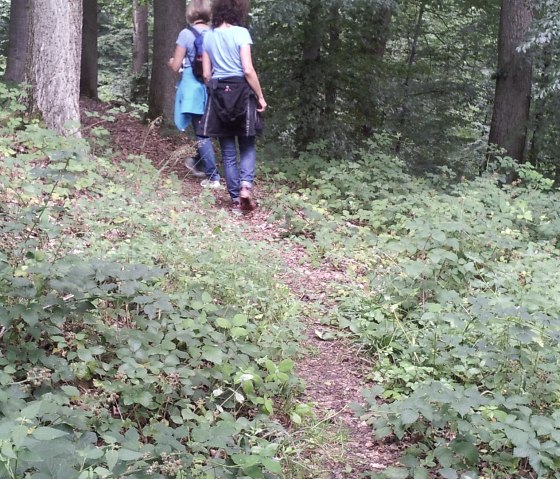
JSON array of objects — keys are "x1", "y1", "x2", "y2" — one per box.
[{"x1": 257, "y1": 97, "x2": 267, "y2": 113}]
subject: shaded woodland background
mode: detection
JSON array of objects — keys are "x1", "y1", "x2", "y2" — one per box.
[{"x1": 1, "y1": 0, "x2": 558, "y2": 178}]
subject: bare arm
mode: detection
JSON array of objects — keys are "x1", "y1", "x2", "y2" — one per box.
[
  {"x1": 168, "y1": 45, "x2": 186, "y2": 72},
  {"x1": 240, "y1": 44, "x2": 266, "y2": 112},
  {"x1": 202, "y1": 51, "x2": 212, "y2": 84}
]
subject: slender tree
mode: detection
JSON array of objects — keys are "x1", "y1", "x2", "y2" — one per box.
[
  {"x1": 81, "y1": 0, "x2": 98, "y2": 99},
  {"x1": 395, "y1": 0, "x2": 427, "y2": 154},
  {"x1": 132, "y1": 0, "x2": 149, "y2": 74},
  {"x1": 488, "y1": 0, "x2": 533, "y2": 167},
  {"x1": 294, "y1": 0, "x2": 323, "y2": 152},
  {"x1": 4, "y1": 0, "x2": 30, "y2": 83},
  {"x1": 131, "y1": 0, "x2": 149, "y2": 102},
  {"x1": 148, "y1": 0, "x2": 185, "y2": 123},
  {"x1": 26, "y1": 0, "x2": 83, "y2": 136}
]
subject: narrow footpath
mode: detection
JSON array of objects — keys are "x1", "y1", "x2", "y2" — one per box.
[{"x1": 84, "y1": 102, "x2": 401, "y2": 478}]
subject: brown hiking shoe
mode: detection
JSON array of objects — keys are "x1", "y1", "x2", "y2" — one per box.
[{"x1": 239, "y1": 186, "x2": 257, "y2": 211}]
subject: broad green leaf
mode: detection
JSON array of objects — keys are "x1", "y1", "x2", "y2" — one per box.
[
  {"x1": 11, "y1": 425, "x2": 29, "y2": 448},
  {"x1": 33, "y1": 427, "x2": 69, "y2": 441},
  {"x1": 118, "y1": 448, "x2": 144, "y2": 461},
  {"x1": 231, "y1": 327, "x2": 248, "y2": 338},
  {"x1": 440, "y1": 468, "x2": 458, "y2": 479},
  {"x1": 106, "y1": 449, "x2": 119, "y2": 470},
  {"x1": 216, "y1": 317, "x2": 231, "y2": 329},
  {"x1": 232, "y1": 314, "x2": 248, "y2": 326},
  {"x1": 401, "y1": 409, "x2": 419, "y2": 425},
  {"x1": 382, "y1": 467, "x2": 409, "y2": 479},
  {"x1": 413, "y1": 468, "x2": 429, "y2": 479},
  {"x1": 262, "y1": 458, "x2": 282, "y2": 475},
  {"x1": 201, "y1": 346, "x2": 224, "y2": 365}
]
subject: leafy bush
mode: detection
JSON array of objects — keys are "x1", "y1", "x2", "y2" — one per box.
[
  {"x1": 0, "y1": 88, "x2": 301, "y2": 478},
  {"x1": 271, "y1": 135, "x2": 560, "y2": 478}
]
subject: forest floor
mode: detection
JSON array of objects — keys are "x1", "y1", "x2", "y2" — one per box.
[{"x1": 81, "y1": 100, "x2": 402, "y2": 478}]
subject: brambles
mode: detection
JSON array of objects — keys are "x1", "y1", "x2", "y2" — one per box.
[
  {"x1": 266, "y1": 138, "x2": 560, "y2": 479},
  {"x1": 0, "y1": 89, "x2": 301, "y2": 479}
]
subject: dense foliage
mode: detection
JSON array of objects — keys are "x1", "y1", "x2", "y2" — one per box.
[
  {"x1": 0, "y1": 84, "x2": 302, "y2": 479},
  {"x1": 265, "y1": 136, "x2": 560, "y2": 478}
]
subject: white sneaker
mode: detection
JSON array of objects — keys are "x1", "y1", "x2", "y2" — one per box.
[
  {"x1": 184, "y1": 158, "x2": 206, "y2": 178},
  {"x1": 200, "y1": 179, "x2": 223, "y2": 189}
]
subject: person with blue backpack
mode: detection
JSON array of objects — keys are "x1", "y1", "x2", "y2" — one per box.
[{"x1": 168, "y1": 0, "x2": 221, "y2": 188}]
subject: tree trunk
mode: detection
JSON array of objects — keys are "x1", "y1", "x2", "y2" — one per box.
[
  {"x1": 324, "y1": 2, "x2": 341, "y2": 124},
  {"x1": 80, "y1": 0, "x2": 98, "y2": 99},
  {"x1": 27, "y1": 0, "x2": 83, "y2": 136},
  {"x1": 148, "y1": 0, "x2": 185, "y2": 124},
  {"x1": 294, "y1": 0, "x2": 323, "y2": 152},
  {"x1": 488, "y1": 0, "x2": 533, "y2": 166},
  {"x1": 133, "y1": 0, "x2": 149, "y2": 74},
  {"x1": 367, "y1": 5, "x2": 392, "y2": 59},
  {"x1": 131, "y1": 0, "x2": 149, "y2": 102},
  {"x1": 528, "y1": 48, "x2": 551, "y2": 168},
  {"x1": 4, "y1": 0, "x2": 30, "y2": 83},
  {"x1": 395, "y1": 0, "x2": 426, "y2": 154}
]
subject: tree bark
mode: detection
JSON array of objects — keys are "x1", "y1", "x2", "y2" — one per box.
[
  {"x1": 80, "y1": 0, "x2": 98, "y2": 99},
  {"x1": 4, "y1": 0, "x2": 30, "y2": 83},
  {"x1": 324, "y1": 2, "x2": 341, "y2": 124},
  {"x1": 133, "y1": 0, "x2": 149, "y2": 74},
  {"x1": 27, "y1": 0, "x2": 83, "y2": 136},
  {"x1": 131, "y1": 0, "x2": 149, "y2": 102},
  {"x1": 395, "y1": 0, "x2": 426, "y2": 154},
  {"x1": 488, "y1": 0, "x2": 533, "y2": 166},
  {"x1": 148, "y1": 0, "x2": 185, "y2": 124},
  {"x1": 294, "y1": 0, "x2": 323, "y2": 152}
]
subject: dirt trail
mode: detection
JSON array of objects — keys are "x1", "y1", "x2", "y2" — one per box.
[
  {"x1": 87, "y1": 102, "x2": 400, "y2": 478},
  {"x1": 240, "y1": 214, "x2": 400, "y2": 477}
]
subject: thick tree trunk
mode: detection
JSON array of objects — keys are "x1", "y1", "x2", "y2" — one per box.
[
  {"x1": 80, "y1": 0, "x2": 98, "y2": 99},
  {"x1": 4, "y1": 0, "x2": 30, "y2": 83},
  {"x1": 131, "y1": 0, "x2": 149, "y2": 102},
  {"x1": 148, "y1": 0, "x2": 185, "y2": 124},
  {"x1": 488, "y1": 0, "x2": 533, "y2": 166},
  {"x1": 27, "y1": 0, "x2": 83, "y2": 136}
]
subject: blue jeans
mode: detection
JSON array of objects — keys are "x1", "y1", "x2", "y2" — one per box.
[
  {"x1": 219, "y1": 136, "x2": 256, "y2": 202},
  {"x1": 191, "y1": 115, "x2": 220, "y2": 181}
]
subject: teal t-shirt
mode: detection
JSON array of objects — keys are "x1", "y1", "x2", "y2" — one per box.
[{"x1": 202, "y1": 26, "x2": 253, "y2": 79}]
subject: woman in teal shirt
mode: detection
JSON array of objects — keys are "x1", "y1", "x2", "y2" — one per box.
[{"x1": 199, "y1": 0, "x2": 267, "y2": 211}]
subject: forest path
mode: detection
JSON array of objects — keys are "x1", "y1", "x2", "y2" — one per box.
[{"x1": 83, "y1": 100, "x2": 400, "y2": 478}]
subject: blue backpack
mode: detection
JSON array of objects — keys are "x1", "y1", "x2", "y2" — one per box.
[{"x1": 187, "y1": 26, "x2": 205, "y2": 82}]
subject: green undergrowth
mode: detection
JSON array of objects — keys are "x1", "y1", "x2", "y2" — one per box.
[
  {"x1": 267, "y1": 136, "x2": 560, "y2": 478},
  {"x1": 0, "y1": 84, "x2": 303, "y2": 479}
]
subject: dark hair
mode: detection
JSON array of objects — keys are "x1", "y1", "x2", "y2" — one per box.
[{"x1": 211, "y1": 0, "x2": 250, "y2": 28}]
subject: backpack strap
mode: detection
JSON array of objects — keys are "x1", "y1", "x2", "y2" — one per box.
[
  {"x1": 187, "y1": 25, "x2": 201, "y2": 39},
  {"x1": 186, "y1": 26, "x2": 202, "y2": 67}
]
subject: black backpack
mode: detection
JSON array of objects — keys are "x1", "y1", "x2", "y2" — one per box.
[{"x1": 187, "y1": 26, "x2": 204, "y2": 82}]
